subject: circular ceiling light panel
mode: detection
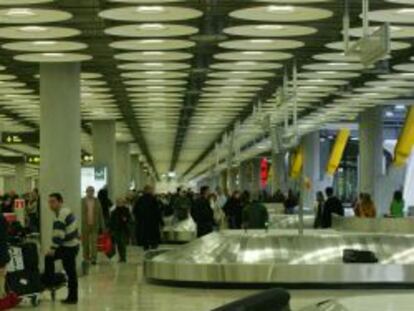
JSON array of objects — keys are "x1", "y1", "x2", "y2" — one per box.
[
  {"x1": 354, "y1": 87, "x2": 412, "y2": 95},
  {"x1": 313, "y1": 52, "x2": 360, "y2": 62},
  {"x1": 15, "y1": 53, "x2": 92, "y2": 63},
  {"x1": 326, "y1": 40, "x2": 410, "y2": 51},
  {"x1": 121, "y1": 71, "x2": 188, "y2": 79},
  {"x1": 0, "y1": 74, "x2": 16, "y2": 80},
  {"x1": 110, "y1": 39, "x2": 195, "y2": 50},
  {"x1": 124, "y1": 79, "x2": 187, "y2": 86},
  {"x1": 0, "y1": 88, "x2": 33, "y2": 95},
  {"x1": 82, "y1": 93, "x2": 113, "y2": 100},
  {"x1": 0, "y1": 26, "x2": 80, "y2": 40},
  {"x1": 367, "y1": 9, "x2": 414, "y2": 24},
  {"x1": 201, "y1": 92, "x2": 254, "y2": 98},
  {"x1": 298, "y1": 71, "x2": 359, "y2": 79},
  {"x1": 378, "y1": 73, "x2": 414, "y2": 80},
  {"x1": 99, "y1": 6, "x2": 202, "y2": 22},
  {"x1": 105, "y1": 24, "x2": 198, "y2": 37},
  {"x1": 296, "y1": 79, "x2": 348, "y2": 86},
  {"x1": 0, "y1": 0, "x2": 53, "y2": 5},
  {"x1": 3, "y1": 41, "x2": 87, "y2": 52},
  {"x1": 346, "y1": 93, "x2": 397, "y2": 99},
  {"x1": 348, "y1": 25, "x2": 414, "y2": 39},
  {"x1": 118, "y1": 62, "x2": 190, "y2": 71},
  {"x1": 223, "y1": 24, "x2": 316, "y2": 37},
  {"x1": 366, "y1": 80, "x2": 414, "y2": 88},
  {"x1": 115, "y1": 51, "x2": 193, "y2": 61},
  {"x1": 211, "y1": 61, "x2": 282, "y2": 71},
  {"x1": 127, "y1": 86, "x2": 185, "y2": 92},
  {"x1": 209, "y1": 71, "x2": 274, "y2": 79},
  {"x1": 230, "y1": 6, "x2": 333, "y2": 22},
  {"x1": 219, "y1": 39, "x2": 303, "y2": 50},
  {"x1": 302, "y1": 62, "x2": 365, "y2": 71},
  {"x1": 0, "y1": 8, "x2": 72, "y2": 24},
  {"x1": 0, "y1": 81, "x2": 25, "y2": 88},
  {"x1": 206, "y1": 79, "x2": 268, "y2": 86},
  {"x1": 214, "y1": 51, "x2": 292, "y2": 61},
  {"x1": 393, "y1": 63, "x2": 414, "y2": 72},
  {"x1": 386, "y1": 0, "x2": 414, "y2": 3},
  {"x1": 81, "y1": 73, "x2": 103, "y2": 79}
]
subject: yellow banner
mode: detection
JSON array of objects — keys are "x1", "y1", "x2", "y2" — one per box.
[
  {"x1": 394, "y1": 107, "x2": 414, "y2": 167},
  {"x1": 326, "y1": 129, "x2": 351, "y2": 175}
]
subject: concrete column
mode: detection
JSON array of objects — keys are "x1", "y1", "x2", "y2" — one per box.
[
  {"x1": 271, "y1": 152, "x2": 288, "y2": 194},
  {"x1": 251, "y1": 159, "x2": 262, "y2": 200},
  {"x1": 359, "y1": 107, "x2": 384, "y2": 204},
  {"x1": 92, "y1": 120, "x2": 116, "y2": 199},
  {"x1": 15, "y1": 163, "x2": 26, "y2": 194},
  {"x1": 40, "y1": 62, "x2": 81, "y2": 254},
  {"x1": 130, "y1": 154, "x2": 141, "y2": 191},
  {"x1": 3, "y1": 176, "x2": 15, "y2": 192},
  {"x1": 301, "y1": 132, "x2": 321, "y2": 209},
  {"x1": 115, "y1": 142, "x2": 131, "y2": 198}
]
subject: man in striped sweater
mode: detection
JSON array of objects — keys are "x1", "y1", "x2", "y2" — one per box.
[{"x1": 44, "y1": 193, "x2": 80, "y2": 304}]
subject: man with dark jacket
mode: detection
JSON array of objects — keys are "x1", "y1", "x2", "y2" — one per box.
[
  {"x1": 191, "y1": 186, "x2": 215, "y2": 237},
  {"x1": 321, "y1": 187, "x2": 344, "y2": 228},
  {"x1": 133, "y1": 186, "x2": 163, "y2": 250}
]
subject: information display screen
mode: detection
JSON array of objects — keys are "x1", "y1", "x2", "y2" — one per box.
[{"x1": 81, "y1": 166, "x2": 107, "y2": 195}]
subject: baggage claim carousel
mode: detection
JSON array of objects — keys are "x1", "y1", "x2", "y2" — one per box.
[{"x1": 148, "y1": 214, "x2": 414, "y2": 287}]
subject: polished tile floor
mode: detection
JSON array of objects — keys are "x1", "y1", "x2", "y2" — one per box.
[{"x1": 30, "y1": 247, "x2": 414, "y2": 310}]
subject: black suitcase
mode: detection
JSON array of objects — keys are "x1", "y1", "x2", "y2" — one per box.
[
  {"x1": 343, "y1": 249, "x2": 378, "y2": 263},
  {"x1": 6, "y1": 242, "x2": 42, "y2": 306}
]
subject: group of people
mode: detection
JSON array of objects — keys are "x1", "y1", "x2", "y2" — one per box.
[{"x1": 168, "y1": 186, "x2": 269, "y2": 238}]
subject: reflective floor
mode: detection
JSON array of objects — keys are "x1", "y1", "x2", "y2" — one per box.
[{"x1": 30, "y1": 247, "x2": 414, "y2": 310}]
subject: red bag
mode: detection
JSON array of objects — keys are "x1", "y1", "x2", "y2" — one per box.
[{"x1": 97, "y1": 233, "x2": 115, "y2": 258}]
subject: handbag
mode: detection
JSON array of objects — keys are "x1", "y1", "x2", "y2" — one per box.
[{"x1": 97, "y1": 233, "x2": 115, "y2": 258}]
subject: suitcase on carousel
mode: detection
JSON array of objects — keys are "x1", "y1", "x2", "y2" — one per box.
[
  {"x1": 6, "y1": 242, "x2": 42, "y2": 306},
  {"x1": 343, "y1": 249, "x2": 378, "y2": 263}
]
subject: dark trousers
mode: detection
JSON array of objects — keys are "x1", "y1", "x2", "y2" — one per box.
[
  {"x1": 45, "y1": 246, "x2": 79, "y2": 300},
  {"x1": 113, "y1": 232, "x2": 128, "y2": 261}
]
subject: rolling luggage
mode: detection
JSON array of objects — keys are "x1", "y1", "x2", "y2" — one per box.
[
  {"x1": 6, "y1": 242, "x2": 41, "y2": 306},
  {"x1": 343, "y1": 249, "x2": 378, "y2": 263}
]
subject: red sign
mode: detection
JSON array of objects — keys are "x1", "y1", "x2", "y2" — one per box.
[{"x1": 260, "y1": 158, "x2": 269, "y2": 188}]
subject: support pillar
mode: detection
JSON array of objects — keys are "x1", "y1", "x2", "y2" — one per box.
[
  {"x1": 4, "y1": 176, "x2": 15, "y2": 192},
  {"x1": 40, "y1": 62, "x2": 81, "y2": 254},
  {"x1": 359, "y1": 107, "x2": 384, "y2": 204},
  {"x1": 130, "y1": 154, "x2": 141, "y2": 191},
  {"x1": 115, "y1": 142, "x2": 131, "y2": 198},
  {"x1": 302, "y1": 132, "x2": 321, "y2": 209},
  {"x1": 272, "y1": 152, "x2": 288, "y2": 194},
  {"x1": 92, "y1": 120, "x2": 116, "y2": 199},
  {"x1": 15, "y1": 163, "x2": 26, "y2": 194},
  {"x1": 252, "y1": 159, "x2": 261, "y2": 200}
]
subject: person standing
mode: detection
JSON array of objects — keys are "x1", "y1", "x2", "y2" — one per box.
[
  {"x1": 81, "y1": 186, "x2": 105, "y2": 265},
  {"x1": 43, "y1": 193, "x2": 79, "y2": 304},
  {"x1": 223, "y1": 191, "x2": 243, "y2": 229},
  {"x1": 390, "y1": 190, "x2": 405, "y2": 218},
  {"x1": 110, "y1": 197, "x2": 132, "y2": 262},
  {"x1": 321, "y1": 187, "x2": 344, "y2": 228},
  {"x1": 97, "y1": 186, "x2": 112, "y2": 226},
  {"x1": 192, "y1": 186, "x2": 215, "y2": 237},
  {"x1": 26, "y1": 189, "x2": 40, "y2": 233},
  {"x1": 133, "y1": 186, "x2": 163, "y2": 250},
  {"x1": 313, "y1": 191, "x2": 325, "y2": 229},
  {"x1": 210, "y1": 193, "x2": 226, "y2": 230},
  {"x1": 284, "y1": 189, "x2": 297, "y2": 214},
  {"x1": 172, "y1": 189, "x2": 192, "y2": 223},
  {"x1": 242, "y1": 192, "x2": 269, "y2": 230},
  {"x1": 355, "y1": 193, "x2": 376, "y2": 218}
]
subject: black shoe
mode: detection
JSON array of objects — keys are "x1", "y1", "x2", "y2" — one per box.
[{"x1": 61, "y1": 298, "x2": 77, "y2": 305}]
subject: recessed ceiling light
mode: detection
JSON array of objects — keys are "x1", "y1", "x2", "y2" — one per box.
[
  {"x1": 255, "y1": 25, "x2": 284, "y2": 30},
  {"x1": 136, "y1": 6, "x2": 165, "y2": 13},
  {"x1": 20, "y1": 26, "x2": 46, "y2": 32},
  {"x1": 267, "y1": 5, "x2": 295, "y2": 12},
  {"x1": 138, "y1": 23, "x2": 166, "y2": 29},
  {"x1": 6, "y1": 9, "x2": 35, "y2": 16}
]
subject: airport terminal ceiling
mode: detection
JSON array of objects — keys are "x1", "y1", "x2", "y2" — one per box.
[{"x1": 0, "y1": 0, "x2": 412, "y2": 181}]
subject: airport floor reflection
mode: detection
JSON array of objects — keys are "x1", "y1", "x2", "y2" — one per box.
[{"x1": 33, "y1": 247, "x2": 414, "y2": 311}]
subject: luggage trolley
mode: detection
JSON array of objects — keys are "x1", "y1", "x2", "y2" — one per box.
[{"x1": 6, "y1": 241, "x2": 42, "y2": 307}]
